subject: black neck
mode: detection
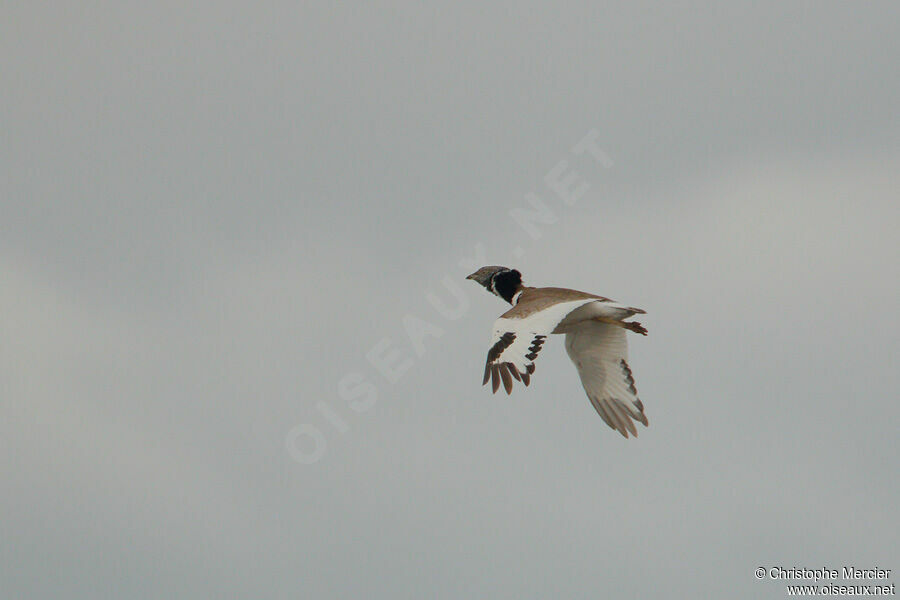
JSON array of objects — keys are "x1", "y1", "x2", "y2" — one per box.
[{"x1": 491, "y1": 270, "x2": 522, "y2": 303}]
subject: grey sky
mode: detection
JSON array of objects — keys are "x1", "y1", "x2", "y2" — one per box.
[{"x1": 2, "y1": 2, "x2": 898, "y2": 598}]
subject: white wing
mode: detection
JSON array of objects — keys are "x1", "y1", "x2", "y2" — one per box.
[
  {"x1": 483, "y1": 299, "x2": 597, "y2": 394},
  {"x1": 565, "y1": 320, "x2": 648, "y2": 438}
]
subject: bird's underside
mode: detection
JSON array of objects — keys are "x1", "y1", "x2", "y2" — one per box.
[{"x1": 480, "y1": 285, "x2": 649, "y2": 438}]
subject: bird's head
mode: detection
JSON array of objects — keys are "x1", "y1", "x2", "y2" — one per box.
[{"x1": 466, "y1": 265, "x2": 523, "y2": 303}]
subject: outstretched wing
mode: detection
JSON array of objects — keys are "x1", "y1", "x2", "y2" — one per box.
[
  {"x1": 564, "y1": 320, "x2": 648, "y2": 438},
  {"x1": 483, "y1": 299, "x2": 597, "y2": 394}
]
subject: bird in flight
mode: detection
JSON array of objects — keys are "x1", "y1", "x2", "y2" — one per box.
[{"x1": 466, "y1": 265, "x2": 649, "y2": 438}]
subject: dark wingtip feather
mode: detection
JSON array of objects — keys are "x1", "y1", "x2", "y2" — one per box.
[
  {"x1": 626, "y1": 321, "x2": 648, "y2": 336},
  {"x1": 499, "y1": 364, "x2": 513, "y2": 394}
]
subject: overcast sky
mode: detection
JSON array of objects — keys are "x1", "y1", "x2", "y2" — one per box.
[{"x1": 2, "y1": 2, "x2": 898, "y2": 598}]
